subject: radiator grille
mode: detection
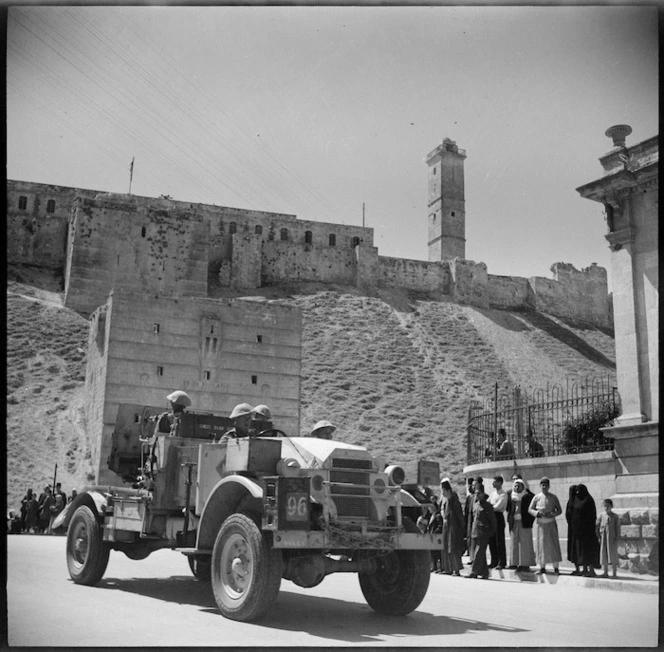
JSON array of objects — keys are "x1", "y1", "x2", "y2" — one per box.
[{"x1": 330, "y1": 460, "x2": 371, "y2": 519}]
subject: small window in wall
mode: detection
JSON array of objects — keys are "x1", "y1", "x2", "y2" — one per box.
[
  {"x1": 229, "y1": 222, "x2": 237, "y2": 234},
  {"x1": 433, "y1": 167, "x2": 437, "y2": 175},
  {"x1": 305, "y1": 230, "x2": 313, "y2": 244},
  {"x1": 251, "y1": 375, "x2": 258, "y2": 385},
  {"x1": 157, "y1": 366, "x2": 164, "y2": 376},
  {"x1": 329, "y1": 234, "x2": 336, "y2": 246},
  {"x1": 134, "y1": 414, "x2": 140, "y2": 423},
  {"x1": 209, "y1": 325, "x2": 215, "y2": 334},
  {"x1": 256, "y1": 334, "x2": 263, "y2": 343},
  {"x1": 451, "y1": 211, "x2": 455, "y2": 217},
  {"x1": 153, "y1": 323, "x2": 160, "y2": 334},
  {"x1": 280, "y1": 228, "x2": 288, "y2": 241},
  {"x1": 351, "y1": 236, "x2": 360, "y2": 247},
  {"x1": 46, "y1": 199, "x2": 56, "y2": 213},
  {"x1": 255, "y1": 224, "x2": 263, "y2": 235},
  {"x1": 141, "y1": 226, "x2": 147, "y2": 237},
  {"x1": 18, "y1": 196, "x2": 27, "y2": 210},
  {"x1": 205, "y1": 337, "x2": 219, "y2": 356},
  {"x1": 203, "y1": 370, "x2": 211, "y2": 381}
]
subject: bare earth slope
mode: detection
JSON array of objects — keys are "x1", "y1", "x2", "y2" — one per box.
[{"x1": 6, "y1": 279, "x2": 616, "y2": 508}]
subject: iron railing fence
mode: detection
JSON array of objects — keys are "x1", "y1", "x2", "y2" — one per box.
[{"x1": 467, "y1": 375, "x2": 620, "y2": 465}]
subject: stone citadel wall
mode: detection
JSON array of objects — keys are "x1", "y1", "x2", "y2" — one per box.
[{"x1": 8, "y1": 179, "x2": 612, "y2": 329}]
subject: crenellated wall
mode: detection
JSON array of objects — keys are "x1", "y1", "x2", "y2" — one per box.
[
  {"x1": 8, "y1": 179, "x2": 613, "y2": 330},
  {"x1": 530, "y1": 262, "x2": 612, "y2": 329}
]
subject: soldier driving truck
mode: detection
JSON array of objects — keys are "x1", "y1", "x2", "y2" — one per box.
[{"x1": 53, "y1": 399, "x2": 444, "y2": 622}]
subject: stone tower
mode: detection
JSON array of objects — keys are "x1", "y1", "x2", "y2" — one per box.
[{"x1": 426, "y1": 137, "x2": 466, "y2": 261}]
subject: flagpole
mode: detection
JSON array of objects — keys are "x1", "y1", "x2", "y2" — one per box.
[{"x1": 129, "y1": 156, "x2": 135, "y2": 195}]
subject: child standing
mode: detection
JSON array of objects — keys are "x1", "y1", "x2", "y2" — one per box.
[{"x1": 596, "y1": 498, "x2": 620, "y2": 578}]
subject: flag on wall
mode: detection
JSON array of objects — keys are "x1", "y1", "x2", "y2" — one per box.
[{"x1": 130, "y1": 157, "x2": 135, "y2": 183}]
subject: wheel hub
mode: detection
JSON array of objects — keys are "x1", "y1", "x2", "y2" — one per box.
[{"x1": 221, "y1": 533, "x2": 253, "y2": 597}]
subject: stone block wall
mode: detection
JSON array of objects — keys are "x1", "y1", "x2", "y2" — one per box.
[
  {"x1": 615, "y1": 507, "x2": 659, "y2": 573},
  {"x1": 487, "y1": 274, "x2": 531, "y2": 310},
  {"x1": 262, "y1": 240, "x2": 358, "y2": 286},
  {"x1": 375, "y1": 256, "x2": 452, "y2": 293},
  {"x1": 449, "y1": 259, "x2": 489, "y2": 308},
  {"x1": 88, "y1": 290, "x2": 303, "y2": 484},
  {"x1": 64, "y1": 194, "x2": 210, "y2": 315},
  {"x1": 8, "y1": 181, "x2": 95, "y2": 271},
  {"x1": 530, "y1": 262, "x2": 612, "y2": 329}
]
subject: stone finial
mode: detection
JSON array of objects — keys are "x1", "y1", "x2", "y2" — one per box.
[{"x1": 605, "y1": 124, "x2": 632, "y2": 148}]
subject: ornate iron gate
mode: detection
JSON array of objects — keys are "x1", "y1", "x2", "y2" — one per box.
[{"x1": 467, "y1": 375, "x2": 620, "y2": 465}]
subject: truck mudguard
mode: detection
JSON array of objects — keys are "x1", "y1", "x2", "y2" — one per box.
[{"x1": 196, "y1": 475, "x2": 264, "y2": 551}]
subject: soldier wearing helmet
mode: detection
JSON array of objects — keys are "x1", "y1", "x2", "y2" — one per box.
[
  {"x1": 216, "y1": 403, "x2": 254, "y2": 441},
  {"x1": 155, "y1": 390, "x2": 192, "y2": 437},
  {"x1": 251, "y1": 404, "x2": 273, "y2": 436},
  {"x1": 309, "y1": 420, "x2": 337, "y2": 440}
]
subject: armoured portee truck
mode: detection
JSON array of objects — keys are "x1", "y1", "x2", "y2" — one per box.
[{"x1": 55, "y1": 405, "x2": 443, "y2": 622}]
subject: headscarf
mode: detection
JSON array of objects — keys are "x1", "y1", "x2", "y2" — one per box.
[
  {"x1": 571, "y1": 483, "x2": 596, "y2": 531},
  {"x1": 511, "y1": 478, "x2": 525, "y2": 503}
]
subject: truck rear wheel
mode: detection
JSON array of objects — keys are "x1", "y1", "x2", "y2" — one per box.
[
  {"x1": 210, "y1": 513, "x2": 283, "y2": 622},
  {"x1": 66, "y1": 505, "x2": 110, "y2": 586},
  {"x1": 358, "y1": 548, "x2": 431, "y2": 616}
]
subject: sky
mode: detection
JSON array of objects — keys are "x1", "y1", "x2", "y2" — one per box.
[{"x1": 7, "y1": 6, "x2": 659, "y2": 291}]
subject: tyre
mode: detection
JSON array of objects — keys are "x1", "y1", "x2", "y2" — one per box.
[
  {"x1": 188, "y1": 555, "x2": 212, "y2": 581},
  {"x1": 66, "y1": 505, "x2": 110, "y2": 586},
  {"x1": 210, "y1": 513, "x2": 283, "y2": 622},
  {"x1": 358, "y1": 548, "x2": 431, "y2": 616}
]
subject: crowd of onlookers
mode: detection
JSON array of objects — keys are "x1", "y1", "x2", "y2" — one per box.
[
  {"x1": 418, "y1": 474, "x2": 621, "y2": 580},
  {"x1": 7, "y1": 483, "x2": 77, "y2": 535}
]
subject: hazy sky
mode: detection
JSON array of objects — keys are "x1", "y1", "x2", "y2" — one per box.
[{"x1": 7, "y1": 6, "x2": 659, "y2": 290}]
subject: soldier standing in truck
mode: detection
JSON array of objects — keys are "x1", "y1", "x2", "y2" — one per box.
[
  {"x1": 155, "y1": 390, "x2": 192, "y2": 437},
  {"x1": 251, "y1": 404, "x2": 273, "y2": 436},
  {"x1": 216, "y1": 403, "x2": 254, "y2": 441},
  {"x1": 309, "y1": 420, "x2": 337, "y2": 440}
]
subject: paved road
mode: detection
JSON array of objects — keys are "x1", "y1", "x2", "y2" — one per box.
[{"x1": 7, "y1": 535, "x2": 659, "y2": 647}]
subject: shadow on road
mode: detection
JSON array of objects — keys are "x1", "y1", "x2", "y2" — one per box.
[
  {"x1": 254, "y1": 590, "x2": 527, "y2": 643},
  {"x1": 99, "y1": 574, "x2": 217, "y2": 609},
  {"x1": 99, "y1": 576, "x2": 526, "y2": 643}
]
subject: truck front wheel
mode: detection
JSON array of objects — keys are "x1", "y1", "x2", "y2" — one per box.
[
  {"x1": 358, "y1": 549, "x2": 430, "y2": 616},
  {"x1": 66, "y1": 505, "x2": 110, "y2": 586},
  {"x1": 210, "y1": 513, "x2": 283, "y2": 622}
]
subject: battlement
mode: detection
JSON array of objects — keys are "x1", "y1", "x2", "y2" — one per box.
[{"x1": 8, "y1": 177, "x2": 613, "y2": 329}]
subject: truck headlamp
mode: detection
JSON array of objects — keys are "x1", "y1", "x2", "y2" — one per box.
[{"x1": 384, "y1": 465, "x2": 405, "y2": 486}]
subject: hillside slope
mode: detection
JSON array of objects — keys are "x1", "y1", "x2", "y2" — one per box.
[{"x1": 6, "y1": 278, "x2": 616, "y2": 509}]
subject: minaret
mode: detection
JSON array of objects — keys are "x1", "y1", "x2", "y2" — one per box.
[{"x1": 426, "y1": 138, "x2": 466, "y2": 261}]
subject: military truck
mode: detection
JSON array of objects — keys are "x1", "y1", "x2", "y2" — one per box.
[{"x1": 55, "y1": 404, "x2": 443, "y2": 622}]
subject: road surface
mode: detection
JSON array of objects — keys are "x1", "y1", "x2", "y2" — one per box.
[{"x1": 7, "y1": 535, "x2": 659, "y2": 647}]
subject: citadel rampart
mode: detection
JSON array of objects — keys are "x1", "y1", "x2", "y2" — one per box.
[{"x1": 8, "y1": 178, "x2": 613, "y2": 330}]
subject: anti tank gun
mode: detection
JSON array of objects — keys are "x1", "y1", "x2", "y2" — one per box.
[{"x1": 54, "y1": 404, "x2": 443, "y2": 622}]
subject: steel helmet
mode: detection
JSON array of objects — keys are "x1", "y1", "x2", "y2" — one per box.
[
  {"x1": 230, "y1": 403, "x2": 254, "y2": 419},
  {"x1": 166, "y1": 390, "x2": 192, "y2": 407},
  {"x1": 311, "y1": 420, "x2": 336, "y2": 435},
  {"x1": 253, "y1": 404, "x2": 271, "y2": 420}
]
